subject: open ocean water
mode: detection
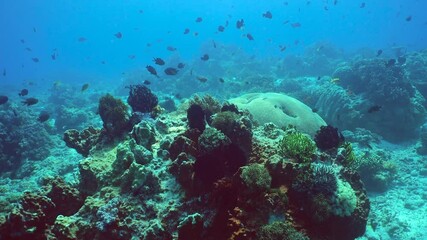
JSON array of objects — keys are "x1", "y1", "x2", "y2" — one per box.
[{"x1": 1, "y1": 1, "x2": 427, "y2": 239}]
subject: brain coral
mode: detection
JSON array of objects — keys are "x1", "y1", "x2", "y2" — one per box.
[{"x1": 229, "y1": 93, "x2": 326, "y2": 137}]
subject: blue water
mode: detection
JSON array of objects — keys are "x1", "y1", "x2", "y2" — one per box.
[{"x1": 1, "y1": 0, "x2": 426, "y2": 89}]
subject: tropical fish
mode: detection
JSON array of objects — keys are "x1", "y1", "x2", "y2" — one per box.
[
  {"x1": 195, "y1": 17, "x2": 203, "y2": 23},
  {"x1": 200, "y1": 54, "x2": 209, "y2": 61},
  {"x1": 197, "y1": 76, "x2": 208, "y2": 83},
  {"x1": 143, "y1": 80, "x2": 151, "y2": 85},
  {"x1": 219, "y1": 78, "x2": 225, "y2": 83},
  {"x1": 376, "y1": 49, "x2": 383, "y2": 57},
  {"x1": 406, "y1": 16, "x2": 412, "y2": 21},
  {"x1": 78, "y1": 37, "x2": 87, "y2": 42},
  {"x1": 177, "y1": 63, "x2": 185, "y2": 69},
  {"x1": 22, "y1": 97, "x2": 39, "y2": 106},
  {"x1": 19, "y1": 89, "x2": 29, "y2": 96},
  {"x1": 236, "y1": 19, "x2": 244, "y2": 29},
  {"x1": 247, "y1": 33, "x2": 254, "y2": 40},
  {"x1": 25, "y1": 47, "x2": 32, "y2": 51},
  {"x1": 37, "y1": 111, "x2": 50, "y2": 122},
  {"x1": 184, "y1": 28, "x2": 190, "y2": 34},
  {"x1": 262, "y1": 11, "x2": 272, "y2": 19},
  {"x1": 0, "y1": 96, "x2": 8, "y2": 105},
  {"x1": 31, "y1": 58, "x2": 39, "y2": 63},
  {"x1": 114, "y1": 32, "x2": 122, "y2": 39},
  {"x1": 153, "y1": 58, "x2": 165, "y2": 65},
  {"x1": 146, "y1": 65, "x2": 159, "y2": 77},
  {"x1": 164, "y1": 67, "x2": 179, "y2": 75},
  {"x1": 291, "y1": 22, "x2": 301, "y2": 28},
  {"x1": 167, "y1": 46, "x2": 177, "y2": 51},
  {"x1": 128, "y1": 55, "x2": 136, "y2": 59},
  {"x1": 360, "y1": 2, "x2": 366, "y2": 8},
  {"x1": 330, "y1": 77, "x2": 340, "y2": 84},
  {"x1": 81, "y1": 83, "x2": 89, "y2": 92},
  {"x1": 2, "y1": 68, "x2": 5, "y2": 77},
  {"x1": 218, "y1": 25, "x2": 225, "y2": 32}
]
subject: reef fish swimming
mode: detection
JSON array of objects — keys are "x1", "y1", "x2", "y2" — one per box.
[
  {"x1": 37, "y1": 111, "x2": 50, "y2": 122},
  {"x1": 22, "y1": 97, "x2": 39, "y2": 106},
  {"x1": 164, "y1": 67, "x2": 179, "y2": 75},
  {"x1": 19, "y1": 89, "x2": 29, "y2": 96},
  {"x1": 146, "y1": 65, "x2": 159, "y2": 77}
]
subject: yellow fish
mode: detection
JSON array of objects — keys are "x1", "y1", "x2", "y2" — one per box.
[{"x1": 330, "y1": 77, "x2": 340, "y2": 84}]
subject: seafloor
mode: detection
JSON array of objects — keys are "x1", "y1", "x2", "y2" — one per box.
[{"x1": 1, "y1": 44, "x2": 427, "y2": 239}]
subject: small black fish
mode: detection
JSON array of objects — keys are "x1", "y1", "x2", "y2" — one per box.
[
  {"x1": 167, "y1": 46, "x2": 177, "y2": 51},
  {"x1": 153, "y1": 57, "x2": 165, "y2": 65},
  {"x1": 184, "y1": 28, "x2": 190, "y2": 34},
  {"x1": 397, "y1": 56, "x2": 406, "y2": 65},
  {"x1": 78, "y1": 37, "x2": 87, "y2": 42},
  {"x1": 177, "y1": 63, "x2": 185, "y2": 69},
  {"x1": 146, "y1": 65, "x2": 159, "y2": 77},
  {"x1": 164, "y1": 67, "x2": 179, "y2": 75},
  {"x1": 317, "y1": 76, "x2": 322, "y2": 80},
  {"x1": 51, "y1": 53, "x2": 57, "y2": 60},
  {"x1": 31, "y1": 58, "x2": 39, "y2": 63},
  {"x1": 33, "y1": 27, "x2": 37, "y2": 33},
  {"x1": 20, "y1": 39, "x2": 25, "y2": 44},
  {"x1": 195, "y1": 17, "x2": 203, "y2": 23},
  {"x1": 22, "y1": 97, "x2": 38, "y2": 106},
  {"x1": 19, "y1": 89, "x2": 29, "y2": 96},
  {"x1": 406, "y1": 16, "x2": 412, "y2": 22},
  {"x1": 312, "y1": 108, "x2": 318, "y2": 113},
  {"x1": 236, "y1": 19, "x2": 244, "y2": 29},
  {"x1": 114, "y1": 32, "x2": 122, "y2": 39},
  {"x1": 200, "y1": 54, "x2": 209, "y2": 61},
  {"x1": 37, "y1": 111, "x2": 50, "y2": 123},
  {"x1": 175, "y1": 93, "x2": 182, "y2": 99},
  {"x1": 376, "y1": 49, "x2": 383, "y2": 57},
  {"x1": 385, "y1": 59, "x2": 396, "y2": 67},
  {"x1": 143, "y1": 80, "x2": 151, "y2": 85},
  {"x1": 81, "y1": 83, "x2": 89, "y2": 92},
  {"x1": 360, "y1": 2, "x2": 366, "y2": 8},
  {"x1": 324, "y1": 6, "x2": 329, "y2": 11},
  {"x1": 219, "y1": 78, "x2": 225, "y2": 83},
  {"x1": 367, "y1": 105, "x2": 382, "y2": 113},
  {"x1": 262, "y1": 11, "x2": 272, "y2": 19},
  {"x1": 334, "y1": 0, "x2": 338, "y2": 5},
  {"x1": 213, "y1": 41, "x2": 217, "y2": 48},
  {"x1": 0, "y1": 95, "x2": 8, "y2": 105},
  {"x1": 197, "y1": 76, "x2": 208, "y2": 83},
  {"x1": 247, "y1": 33, "x2": 254, "y2": 40},
  {"x1": 2, "y1": 68, "x2": 5, "y2": 77},
  {"x1": 218, "y1": 25, "x2": 225, "y2": 32},
  {"x1": 25, "y1": 47, "x2": 32, "y2": 52}
]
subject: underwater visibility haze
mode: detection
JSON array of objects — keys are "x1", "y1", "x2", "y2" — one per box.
[{"x1": 1, "y1": 0, "x2": 427, "y2": 239}]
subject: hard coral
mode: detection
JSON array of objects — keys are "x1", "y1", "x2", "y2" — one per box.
[
  {"x1": 127, "y1": 84, "x2": 158, "y2": 113},
  {"x1": 63, "y1": 126, "x2": 102, "y2": 157},
  {"x1": 98, "y1": 94, "x2": 131, "y2": 137}
]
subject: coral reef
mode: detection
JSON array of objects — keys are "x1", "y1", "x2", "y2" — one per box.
[
  {"x1": 127, "y1": 85, "x2": 159, "y2": 114},
  {"x1": 63, "y1": 126, "x2": 102, "y2": 157},
  {"x1": 314, "y1": 125, "x2": 345, "y2": 151},
  {"x1": 0, "y1": 177, "x2": 84, "y2": 239},
  {"x1": 187, "y1": 104, "x2": 206, "y2": 132},
  {"x1": 229, "y1": 92, "x2": 326, "y2": 137},
  {"x1": 98, "y1": 94, "x2": 131, "y2": 137},
  {"x1": 279, "y1": 130, "x2": 316, "y2": 164}
]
